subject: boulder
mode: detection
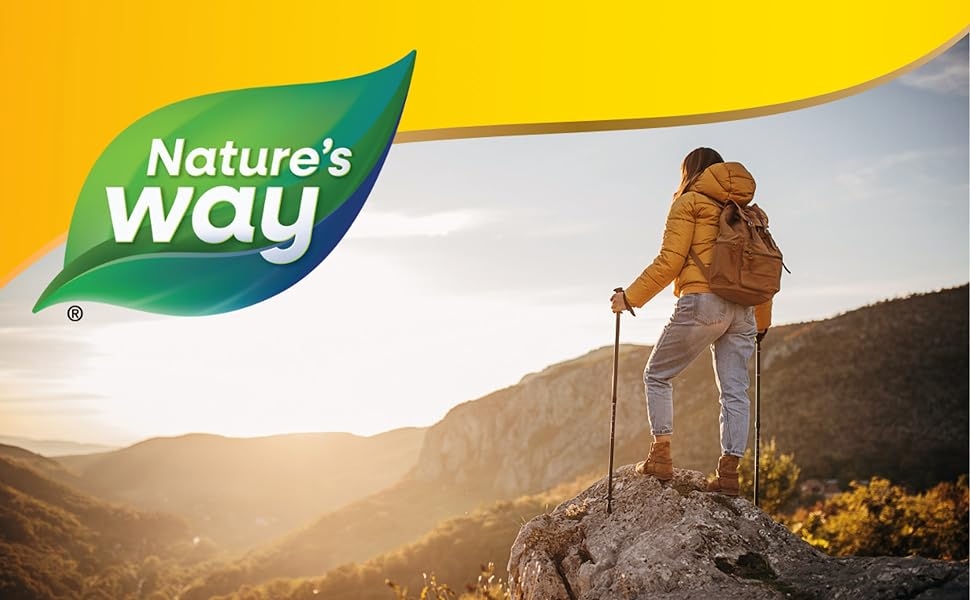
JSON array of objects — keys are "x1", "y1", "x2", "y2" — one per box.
[{"x1": 508, "y1": 466, "x2": 968, "y2": 599}]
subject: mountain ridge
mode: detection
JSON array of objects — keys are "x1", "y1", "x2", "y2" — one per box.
[{"x1": 0, "y1": 436, "x2": 116, "y2": 457}]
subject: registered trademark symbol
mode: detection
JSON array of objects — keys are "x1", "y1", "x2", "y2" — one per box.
[{"x1": 67, "y1": 305, "x2": 84, "y2": 322}]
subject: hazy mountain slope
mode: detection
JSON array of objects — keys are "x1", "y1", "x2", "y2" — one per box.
[
  {"x1": 0, "y1": 456, "x2": 196, "y2": 599},
  {"x1": 0, "y1": 444, "x2": 84, "y2": 489},
  {"x1": 212, "y1": 474, "x2": 598, "y2": 600},
  {"x1": 55, "y1": 428, "x2": 426, "y2": 550},
  {"x1": 180, "y1": 476, "x2": 498, "y2": 599}
]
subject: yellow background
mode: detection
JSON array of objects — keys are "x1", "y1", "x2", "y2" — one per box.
[{"x1": 1, "y1": 1, "x2": 967, "y2": 286}]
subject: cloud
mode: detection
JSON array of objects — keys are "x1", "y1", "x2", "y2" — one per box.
[
  {"x1": 0, "y1": 404, "x2": 103, "y2": 417},
  {"x1": 349, "y1": 209, "x2": 494, "y2": 239},
  {"x1": 900, "y1": 38, "x2": 969, "y2": 96},
  {"x1": 0, "y1": 324, "x2": 96, "y2": 383},
  {"x1": 835, "y1": 150, "x2": 929, "y2": 189},
  {"x1": 834, "y1": 146, "x2": 962, "y2": 197},
  {"x1": 528, "y1": 219, "x2": 599, "y2": 238}
]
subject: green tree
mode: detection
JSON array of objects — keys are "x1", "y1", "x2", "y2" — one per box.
[{"x1": 738, "y1": 437, "x2": 801, "y2": 514}]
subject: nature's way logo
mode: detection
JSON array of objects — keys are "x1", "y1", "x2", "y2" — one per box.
[{"x1": 33, "y1": 52, "x2": 415, "y2": 316}]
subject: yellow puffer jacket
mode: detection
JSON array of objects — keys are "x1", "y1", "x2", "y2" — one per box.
[{"x1": 624, "y1": 161, "x2": 772, "y2": 330}]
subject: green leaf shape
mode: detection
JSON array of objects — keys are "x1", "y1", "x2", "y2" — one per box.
[{"x1": 34, "y1": 52, "x2": 415, "y2": 315}]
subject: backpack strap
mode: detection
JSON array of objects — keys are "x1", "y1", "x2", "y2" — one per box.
[
  {"x1": 688, "y1": 247, "x2": 711, "y2": 282},
  {"x1": 687, "y1": 195, "x2": 727, "y2": 282}
]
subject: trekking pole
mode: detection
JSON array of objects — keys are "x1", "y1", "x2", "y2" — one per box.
[
  {"x1": 753, "y1": 338, "x2": 762, "y2": 508},
  {"x1": 608, "y1": 288, "x2": 634, "y2": 515}
]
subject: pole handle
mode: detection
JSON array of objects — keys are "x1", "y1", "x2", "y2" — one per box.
[{"x1": 613, "y1": 287, "x2": 636, "y2": 317}]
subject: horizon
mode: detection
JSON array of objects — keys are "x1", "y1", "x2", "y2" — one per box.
[
  {"x1": 3, "y1": 282, "x2": 967, "y2": 450},
  {"x1": 1, "y1": 38, "x2": 967, "y2": 446}
]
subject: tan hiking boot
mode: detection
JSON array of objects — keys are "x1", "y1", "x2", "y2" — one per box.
[
  {"x1": 706, "y1": 455, "x2": 741, "y2": 496},
  {"x1": 635, "y1": 439, "x2": 673, "y2": 481}
]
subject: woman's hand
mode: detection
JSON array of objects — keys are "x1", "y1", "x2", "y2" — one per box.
[{"x1": 610, "y1": 290, "x2": 627, "y2": 313}]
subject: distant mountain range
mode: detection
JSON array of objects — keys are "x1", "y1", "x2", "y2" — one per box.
[
  {"x1": 55, "y1": 429, "x2": 426, "y2": 550},
  {"x1": 0, "y1": 436, "x2": 116, "y2": 457}
]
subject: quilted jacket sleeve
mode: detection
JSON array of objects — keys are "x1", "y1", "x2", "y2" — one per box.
[
  {"x1": 624, "y1": 195, "x2": 694, "y2": 307},
  {"x1": 755, "y1": 300, "x2": 772, "y2": 331}
]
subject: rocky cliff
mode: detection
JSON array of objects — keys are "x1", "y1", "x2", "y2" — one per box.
[
  {"x1": 508, "y1": 467, "x2": 968, "y2": 599},
  {"x1": 412, "y1": 287, "x2": 968, "y2": 496},
  {"x1": 412, "y1": 345, "x2": 651, "y2": 497}
]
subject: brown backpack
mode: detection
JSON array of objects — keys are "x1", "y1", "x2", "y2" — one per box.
[{"x1": 689, "y1": 200, "x2": 786, "y2": 306}]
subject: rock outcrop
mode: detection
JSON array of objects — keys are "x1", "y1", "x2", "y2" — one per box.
[
  {"x1": 508, "y1": 467, "x2": 968, "y2": 600},
  {"x1": 411, "y1": 345, "x2": 653, "y2": 497}
]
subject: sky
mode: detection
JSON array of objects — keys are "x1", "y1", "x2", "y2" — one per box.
[{"x1": 0, "y1": 37, "x2": 967, "y2": 446}]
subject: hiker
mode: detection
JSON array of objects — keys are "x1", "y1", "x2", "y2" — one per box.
[{"x1": 610, "y1": 147, "x2": 771, "y2": 497}]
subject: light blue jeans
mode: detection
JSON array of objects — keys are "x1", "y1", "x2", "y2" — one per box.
[{"x1": 644, "y1": 292, "x2": 756, "y2": 457}]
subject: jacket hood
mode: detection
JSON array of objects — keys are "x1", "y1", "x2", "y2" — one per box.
[{"x1": 689, "y1": 162, "x2": 756, "y2": 205}]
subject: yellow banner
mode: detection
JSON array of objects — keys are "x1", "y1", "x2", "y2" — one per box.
[{"x1": 1, "y1": 2, "x2": 967, "y2": 285}]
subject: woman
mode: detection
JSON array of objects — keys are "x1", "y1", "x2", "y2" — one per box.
[{"x1": 610, "y1": 147, "x2": 771, "y2": 497}]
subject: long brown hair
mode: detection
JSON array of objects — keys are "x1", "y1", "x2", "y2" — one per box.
[{"x1": 674, "y1": 147, "x2": 723, "y2": 198}]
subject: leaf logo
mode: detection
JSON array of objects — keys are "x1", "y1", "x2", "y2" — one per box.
[{"x1": 34, "y1": 52, "x2": 415, "y2": 316}]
